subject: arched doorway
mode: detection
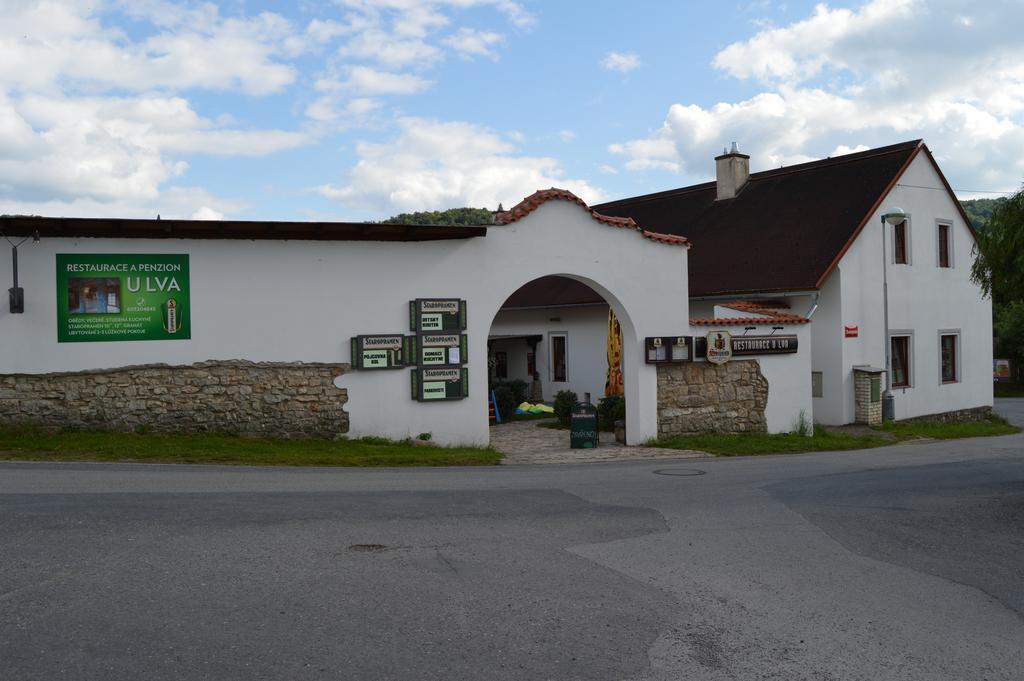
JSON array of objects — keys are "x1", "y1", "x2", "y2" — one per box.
[{"x1": 484, "y1": 274, "x2": 637, "y2": 451}]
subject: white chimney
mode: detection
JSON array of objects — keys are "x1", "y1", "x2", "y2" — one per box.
[{"x1": 715, "y1": 142, "x2": 750, "y2": 200}]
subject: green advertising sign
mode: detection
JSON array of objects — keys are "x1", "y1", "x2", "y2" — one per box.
[
  {"x1": 56, "y1": 254, "x2": 191, "y2": 343},
  {"x1": 410, "y1": 367, "x2": 469, "y2": 401}
]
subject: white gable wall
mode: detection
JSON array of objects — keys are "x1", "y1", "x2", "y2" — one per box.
[{"x1": 829, "y1": 151, "x2": 992, "y2": 422}]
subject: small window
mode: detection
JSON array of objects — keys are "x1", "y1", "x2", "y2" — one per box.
[
  {"x1": 891, "y1": 335, "x2": 911, "y2": 388},
  {"x1": 811, "y1": 371, "x2": 823, "y2": 398},
  {"x1": 938, "y1": 223, "x2": 951, "y2": 268},
  {"x1": 551, "y1": 334, "x2": 567, "y2": 382},
  {"x1": 940, "y1": 334, "x2": 958, "y2": 383},
  {"x1": 494, "y1": 351, "x2": 508, "y2": 380},
  {"x1": 893, "y1": 220, "x2": 908, "y2": 264}
]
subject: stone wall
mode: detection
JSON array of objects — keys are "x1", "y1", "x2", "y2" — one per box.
[
  {"x1": 0, "y1": 361, "x2": 350, "y2": 438},
  {"x1": 656, "y1": 361, "x2": 769, "y2": 437},
  {"x1": 898, "y1": 405, "x2": 993, "y2": 424}
]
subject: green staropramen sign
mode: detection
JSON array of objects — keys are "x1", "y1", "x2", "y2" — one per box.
[{"x1": 56, "y1": 254, "x2": 191, "y2": 343}]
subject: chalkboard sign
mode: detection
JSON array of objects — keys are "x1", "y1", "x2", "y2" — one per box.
[
  {"x1": 411, "y1": 366, "x2": 469, "y2": 401},
  {"x1": 407, "y1": 333, "x2": 468, "y2": 366},
  {"x1": 570, "y1": 401, "x2": 599, "y2": 449},
  {"x1": 351, "y1": 334, "x2": 408, "y2": 370},
  {"x1": 410, "y1": 299, "x2": 467, "y2": 333}
]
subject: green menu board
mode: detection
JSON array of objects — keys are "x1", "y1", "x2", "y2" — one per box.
[
  {"x1": 411, "y1": 367, "x2": 469, "y2": 401},
  {"x1": 56, "y1": 253, "x2": 190, "y2": 343}
]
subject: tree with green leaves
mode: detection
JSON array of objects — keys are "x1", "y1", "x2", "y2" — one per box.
[
  {"x1": 972, "y1": 187, "x2": 1024, "y2": 375},
  {"x1": 381, "y1": 207, "x2": 494, "y2": 226},
  {"x1": 971, "y1": 187, "x2": 1024, "y2": 301}
]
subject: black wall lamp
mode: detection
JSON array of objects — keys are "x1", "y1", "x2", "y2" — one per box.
[{"x1": 3, "y1": 230, "x2": 40, "y2": 314}]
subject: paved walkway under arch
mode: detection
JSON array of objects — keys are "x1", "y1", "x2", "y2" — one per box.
[{"x1": 490, "y1": 420, "x2": 706, "y2": 465}]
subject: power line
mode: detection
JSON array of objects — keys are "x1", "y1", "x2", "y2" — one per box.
[{"x1": 896, "y1": 183, "x2": 1016, "y2": 195}]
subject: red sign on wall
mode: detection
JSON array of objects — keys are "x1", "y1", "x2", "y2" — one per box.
[{"x1": 844, "y1": 325, "x2": 859, "y2": 338}]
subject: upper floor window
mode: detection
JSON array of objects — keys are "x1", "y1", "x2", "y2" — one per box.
[
  {"x1": 937, "y1": 223, "x2": 952, "y2": 268},
  {"x1": 893, "y1": 220, "x2": 909, "y2": 264}
]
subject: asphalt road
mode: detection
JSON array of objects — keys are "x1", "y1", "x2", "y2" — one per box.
[{"x1": 1, "y1": 403, "x2": 1023, "y2": 680}]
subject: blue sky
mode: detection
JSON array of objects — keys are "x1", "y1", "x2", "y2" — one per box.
[{"x1": 2, "y1": 0, "x2": 1023, "y2": 221}]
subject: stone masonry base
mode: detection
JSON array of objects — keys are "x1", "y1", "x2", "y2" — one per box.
[
  {"x1": 897, "y1": 405, "x2": 993, "y2": 424},
  {"x1": 0, "y1": 361, "x2": 350, "y2": 439},
  {"x1": 657, "y1": 360, "x2": 769, "y2": 437}
]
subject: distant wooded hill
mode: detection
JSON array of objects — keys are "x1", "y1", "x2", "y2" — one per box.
[
  {"x1": 961, "y1": 197, "x2": 1007, "y2": 230},
  {"x1": 381, "y1": 207, "x2": 494, "y2": 225}
]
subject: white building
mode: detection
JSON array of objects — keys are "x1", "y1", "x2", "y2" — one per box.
[{"x1": 596, "y1": 139, "x2": 993, "y2": 424}]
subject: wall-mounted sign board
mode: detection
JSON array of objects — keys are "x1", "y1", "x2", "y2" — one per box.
[
  {"x1": 844, "y1": 325, "x2": 859, "y2": 338},
  {"x1": 645, "y1": 336, "x2": 693, "y2": 364},
  {"x1": 411, "y1": 366, "x2": 469, "y2": 401},
  {"x1": 407, "y1": 333, "x2": 467, "y2": 366},
  {"x1": 56, "y1": 253, "x2": 191, "y2": 343},
  {"x1": 695, "y1": 334, "x2": 798, "y2": 359},
  {"x1": 410, "y1": 299, "x2": 467, "y2": 333},
  {"x1": 351, "y1": 334, "x2": 409, "y2": 370}
]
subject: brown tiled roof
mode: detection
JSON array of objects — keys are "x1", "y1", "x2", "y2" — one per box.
[
  {"x1": 497, "y1": 188, "x2": 689, "y2": 247},
  {"x1": 595, "y1": 140, "x2": 943, "y2": 296},
  {"x1": 720, "y1": 300, "x2": 791, "y2": 314}
]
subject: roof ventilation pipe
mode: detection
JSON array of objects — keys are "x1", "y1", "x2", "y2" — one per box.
[{"x1": 714, "y1": 142, "x2": 750, "y2": 201}]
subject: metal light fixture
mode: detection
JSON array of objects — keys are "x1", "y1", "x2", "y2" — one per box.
[
  {"x1": 3, "y1": 230, "x2": 40, "y2": 314},
  {"x1": 880, "y1": 207, "x2": 907, "y2": 421}
]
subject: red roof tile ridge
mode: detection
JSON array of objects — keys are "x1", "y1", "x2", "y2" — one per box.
[
  {"x1": 690, "y1": 314, "x2": 811, "y2": 326},
  {"x1": 496, "y1": 187, "x2": 688, "y2": 246}
]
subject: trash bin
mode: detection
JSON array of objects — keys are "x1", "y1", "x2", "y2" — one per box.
[{"x1": 570, "y1": 394, "x2": 599, "y2": 449}]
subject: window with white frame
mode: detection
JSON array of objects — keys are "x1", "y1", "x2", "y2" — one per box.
[
  {"x1": 890, "y1": 334, "x2": 913, "y2": 388},
  {"x1": 937, "y1": 221, "x2": 953, "y2": 268},
  {"x1": 550, "y1": 333, "x2": 567, "y2": 383},
  {"x1": 893, "y1": 219, "x2": 910, "y2": 265},
  {"x1": 940, "y1": 332, "x2": 959, "y2": 383}
]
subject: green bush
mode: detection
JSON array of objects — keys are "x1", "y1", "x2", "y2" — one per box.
[
  {"x1": 553, "y1": 390, "x2": 578, "y2": 425},
  {"x1": 492, "y1": 386, "x2": 517, "y2": 423},
  {"x1": 491, "y1": 379, "x2": 529, "y2": 405},
  {"x1": 597, "y1": 396, "x2": 625, "y2": 432}
]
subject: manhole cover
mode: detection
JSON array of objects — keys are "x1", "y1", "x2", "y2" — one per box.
[
  {"x1": 652, "y1": 468, "x2": 706, "y2": 477},
  {"x1": 348, "y1": 544, "x2": 388, "y2": 552}
]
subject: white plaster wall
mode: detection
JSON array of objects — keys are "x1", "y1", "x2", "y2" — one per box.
[
  {"x1": 0, "y1": 200, "x2": 690, "y2": 445},
  {"x1": 832, "y1": 151, "x2": 993, "y2": 421},
  {"x1": 811, "y1": 271, "x2": 847, "y2": 424},
  {"x1": 486, "y1": 337, "x2": 532, "y2": 385},
  {"x1": 689, "y1": 322, "x2": 813, "y2": 433},
  {"x1": 490, "y1": 305, "x2": 609, "y2": 402}
]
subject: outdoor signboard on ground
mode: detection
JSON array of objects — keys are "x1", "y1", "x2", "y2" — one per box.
[
  {"x1": 994, "y1": 358, "x2": 1012, "y2": 382},
  {"x1": 351, "y1": 335, "x2": 408, "y2": 370},
  {"x1": 408, "y1": 333, "x2": 467, "y2": 366},
  {"x1": 411, "y1": 366, "x2": 469, "y2": 401},
  {"x1": 410, "y1": 299, "x2": 467, "y2": 332},
  {"x1": 56, "y1": 254, "x2": 190, "y2": 343}
]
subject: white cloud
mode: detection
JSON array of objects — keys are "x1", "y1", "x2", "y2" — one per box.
[
  {"x1": 611, "y1": 0, "x2": 1024, "y2": 195},
  {"x1": 602, "y1": 51, "x2": 640, "y2": 73},
  {"x1": 558, "y1": 129, "x2": 576, "y2": 142},
  {"x1": 191, "y1": 206, "x2": 225, "y2": 220},
  {"x1": 444, "y1": 28, "x2": 504, "y2": 60},
  {"x1": 336, "y1": 66, "x2": 434, "y2": 95},
  {"x1": 314, "y1": 117, "x2": 604, "y2": 214}
]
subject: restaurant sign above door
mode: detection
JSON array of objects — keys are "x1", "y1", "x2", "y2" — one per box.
[{"x1": 695, "y1": 333, "x2": 798, "y2": 360}]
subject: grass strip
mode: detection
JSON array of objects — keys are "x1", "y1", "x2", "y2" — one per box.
[
  {"x1": 650, "y1": 416, "x2": 1018, "y2": 457},
  {"x1": 877, "y1": 416, "x2": 1019, "y2": 440},
  {"x1": 0, "y1": 426, "x2": 501, "y2": 467}
]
